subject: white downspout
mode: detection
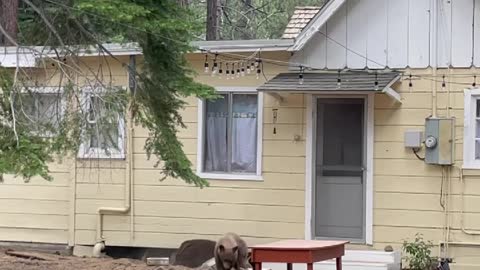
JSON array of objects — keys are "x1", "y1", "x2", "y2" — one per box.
[{"x1": 93, "y1": 55, "x2": 136, "y2": 257}]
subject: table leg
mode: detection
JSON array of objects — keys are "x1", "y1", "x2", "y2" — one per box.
[
  {"x1": 336, "y1": 257, "x2": 342, "y2": 270},
  {"x1": 287, "y1": 263, "x2": 292, "y2": 270},
  {"x1": 306, "y1": 263, "x2": 313, "y2": 270},
  {"x1": 255, "y1": 262, "x2": 262, "y2": 270}
]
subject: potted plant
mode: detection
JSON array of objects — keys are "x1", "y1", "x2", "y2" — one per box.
[{"x1": 402, "y1": 234, "x2": 438, "y2": 270}]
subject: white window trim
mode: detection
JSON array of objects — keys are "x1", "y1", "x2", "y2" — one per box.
[
  {"x1": 305, "y1": 93, "x2": 374, "y2": 245},
  {"x1": 77, "y1": 86, "x2": 126, "y2": 160},
  {"x1": 463, "y1": 88, "x2": 480, "y2": 169},
  {"x1": 16, "y1": 86, "x2": 67, "y2": 138},
  {"x1": 196, "y1": 86, "x2": 263, "y2": 181}
]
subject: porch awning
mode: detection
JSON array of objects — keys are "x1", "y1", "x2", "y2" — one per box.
[{"x1": 257, "y1": 71, "x2": 402, "y2": 102}]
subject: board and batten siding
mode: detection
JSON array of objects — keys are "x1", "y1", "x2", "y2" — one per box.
[{"x1": 291, "y1": 0, "x2": 480, "y2": 69}]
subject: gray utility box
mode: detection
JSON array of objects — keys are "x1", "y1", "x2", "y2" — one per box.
[
  {"x1": 424, "y1": 117, "x2": 455, "y2": 165},
  {"x1": 404, "y1": 130, "x2": 423, "y2": 149}
]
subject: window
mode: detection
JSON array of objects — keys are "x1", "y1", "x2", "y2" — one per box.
[
  {"x1": 464, "y1": 89, "x2": 480, "y2": 168},
  {"x1": 14, "y1": 87, "x2": 65, "y2": 137},
  {"x1": 197, "y1": 88, "x2": 263, "y2": 180},
  {"x1": 78, "y1": 89, "x2": 125, "y2": 159}
]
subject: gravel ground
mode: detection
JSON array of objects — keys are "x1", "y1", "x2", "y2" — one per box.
[{"x1": 0, "y1": 249, "x2": 158, "y2": 270}]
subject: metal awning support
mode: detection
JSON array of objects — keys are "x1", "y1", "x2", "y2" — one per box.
[{"x1": 257, "y1": 71, "x2": 403, "y2": 103}]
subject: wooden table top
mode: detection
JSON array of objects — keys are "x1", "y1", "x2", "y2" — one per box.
[{"x1": 251, "y1": 240, "x2": 349, "y2": 251}]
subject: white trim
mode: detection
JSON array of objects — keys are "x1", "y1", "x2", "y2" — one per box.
[
  {"x1": 15, "y1": 87, "x2": 67, "y2": 138},
  {"x1": 289, "y1": 0, "x2": 347, "y2": 51},
  {"x1": 366, "y1": 93, "x2": 374, "y2": 245},
  {"x1": 382, "y1": 87, "x2": 402, "y2": 103},
  {"x1": 196, "y1": 172, "x2": 263, "y2": 181},
  {"x1": 463, "y1": 88, "x2": 480, "y2": 169},
  {"x1": 196, "y1": 87, "x2": 263, "y2": 181},
  {"x1": 305, "y1": 92, "x2": 374, "y2": 245},
  {"x1": 305, "y1": 94, "x2": 314, "y2": 240},
  {"x1": 77, "y1": 88, "x2": 126, "y2": 160},
  {"x1": 214, "y1": 87, "x2": 259, "y2": 93},
  {"x1": 192, "y1": 39, "x2": 293, "y2": 53},
  {"x1": 381, "y1": 75, "x2": 402, "y2": 103}
]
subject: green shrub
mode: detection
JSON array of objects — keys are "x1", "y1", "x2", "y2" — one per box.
[{"x1": 402, "y1": 233, "x2": 438, "y2": 270}]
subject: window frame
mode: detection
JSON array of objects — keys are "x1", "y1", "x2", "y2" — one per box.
[
  {"x1": 463, "y1": 88, "x2": 480, "y2": 169},
  {"x1": 16, "y1": 86, "x2": 66, "y2": 138},
  {"x1": 196, "y1": 87, "x2": 263, "y2": 181},
  {"x1": 77, "y1": 86, "x2": 126, "y2": 160}
]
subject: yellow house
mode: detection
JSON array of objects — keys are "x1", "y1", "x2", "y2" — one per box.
[{"x1": 3, "y1": 1, "x2": 480, "y2": 269}]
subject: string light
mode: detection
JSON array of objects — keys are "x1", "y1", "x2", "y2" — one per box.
[
  {"x1": 299, "y1": 66, "x2": 304, "y2": 85},
  {"x1": 250, "y1": 61, "x2": 255, "y2": 72},
  {"x1": 442, "y1": 75, "x2": 446, "y2": 91},
  {"x1": 204, "y1": 53, "x2": 209, "y2": 73},
  {"x1": 236, "y1": 63, "x2": 241, "y2": 78},
  {"x1": 218, "y1": 62, "x2": 223, "y2": 78},
  {"x1": 256, "y1": 59, "x2": 262, "y2": 80},
  {"x1": 254, "y1": 58, "x2": 260, "y2": 68},
  {"x1": 200, "y1": 51, "x2": 480, "y2": 90},
  {"x1": 337, "y1": 70, "x2": 341, "y2": 89},
  {"x1": 211, "y1": 53, "x2": 218, "y2": 76},
  {"x1": 226, "y1": 63, "x2": 230, "y2": 80}
]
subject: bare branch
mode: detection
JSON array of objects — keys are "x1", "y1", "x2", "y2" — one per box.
[{"x1": 22, "y1": 0, "x2": 66, "y2": 47}]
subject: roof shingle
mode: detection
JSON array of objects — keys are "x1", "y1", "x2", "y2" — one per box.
[{"x1": 282, "y1": 6, "x2": 321, "y2": 39}]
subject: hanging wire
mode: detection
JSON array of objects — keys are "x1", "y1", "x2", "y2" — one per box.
[
  {"x1": 45, "y1": 0, "x2": 480, "y2": 88},
  {"x1": 473, "y1": 75, "x2": 477, "y2": 87},
  {"x1": 46, "y1": 0, "x2": 480, "y2": 85}
]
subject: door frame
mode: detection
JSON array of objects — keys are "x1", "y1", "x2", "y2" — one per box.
[{"x1": 304, "y1": 93, "x2": 374, "y2": 245}]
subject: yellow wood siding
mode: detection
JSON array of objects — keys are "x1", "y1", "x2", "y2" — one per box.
[{"x1": 3, "y1": 51, "x2": 480, "y2": 269}]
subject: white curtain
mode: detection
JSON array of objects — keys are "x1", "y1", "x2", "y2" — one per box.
[
  {"x1": 204, "y1": 112, "x2": 228, "y2": 172},
  {"x1": 204, "y1": 94, "x2": 257, "y2": 173},
  {"x1": 231, "y1": 115, "x2": 257, "y2": 172},
  {"x1": 231, "y1": 94, "x2": 257, "y2": 173}
]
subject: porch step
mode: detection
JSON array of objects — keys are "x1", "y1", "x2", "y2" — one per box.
[{"x1": 260, "y1": 250, "x2": 401, "y2": 270}]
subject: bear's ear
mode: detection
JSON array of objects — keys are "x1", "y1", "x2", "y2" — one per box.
[
  {"x1": 219, "y1": 245, "x2": 225, "y2": 252},
  {"x1": 232, "y1": 246, "x2": 238, "y2": 253}
]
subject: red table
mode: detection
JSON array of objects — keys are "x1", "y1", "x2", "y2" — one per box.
[{"x1": 250, "y1": 240, "x2": 348, "y2": 270}]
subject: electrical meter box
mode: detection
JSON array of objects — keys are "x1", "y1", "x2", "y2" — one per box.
[{"x1": 424, "y1": 117, "x2": 455, "y2": 165}]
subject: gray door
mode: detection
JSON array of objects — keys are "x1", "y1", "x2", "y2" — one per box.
[{"x1": 314, "y1": 97, "x2": 365, "y2": 241}]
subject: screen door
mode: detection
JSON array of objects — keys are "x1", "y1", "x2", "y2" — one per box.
[{"x1": 313, "y1": 97, "x2": 366, "y2": 241}]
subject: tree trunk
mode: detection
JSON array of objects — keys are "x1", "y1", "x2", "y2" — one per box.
[
  {"x1": 0, "y1": 0, "x2": 18, "y2": 45},
  {"x1": 206, "y1": 0, "x2": 220, "y2": 40}
]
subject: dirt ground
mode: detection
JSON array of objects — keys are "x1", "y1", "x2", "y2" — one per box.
[{"x1": 0, "y1": 249, "x2": 159, "y2": 270}]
